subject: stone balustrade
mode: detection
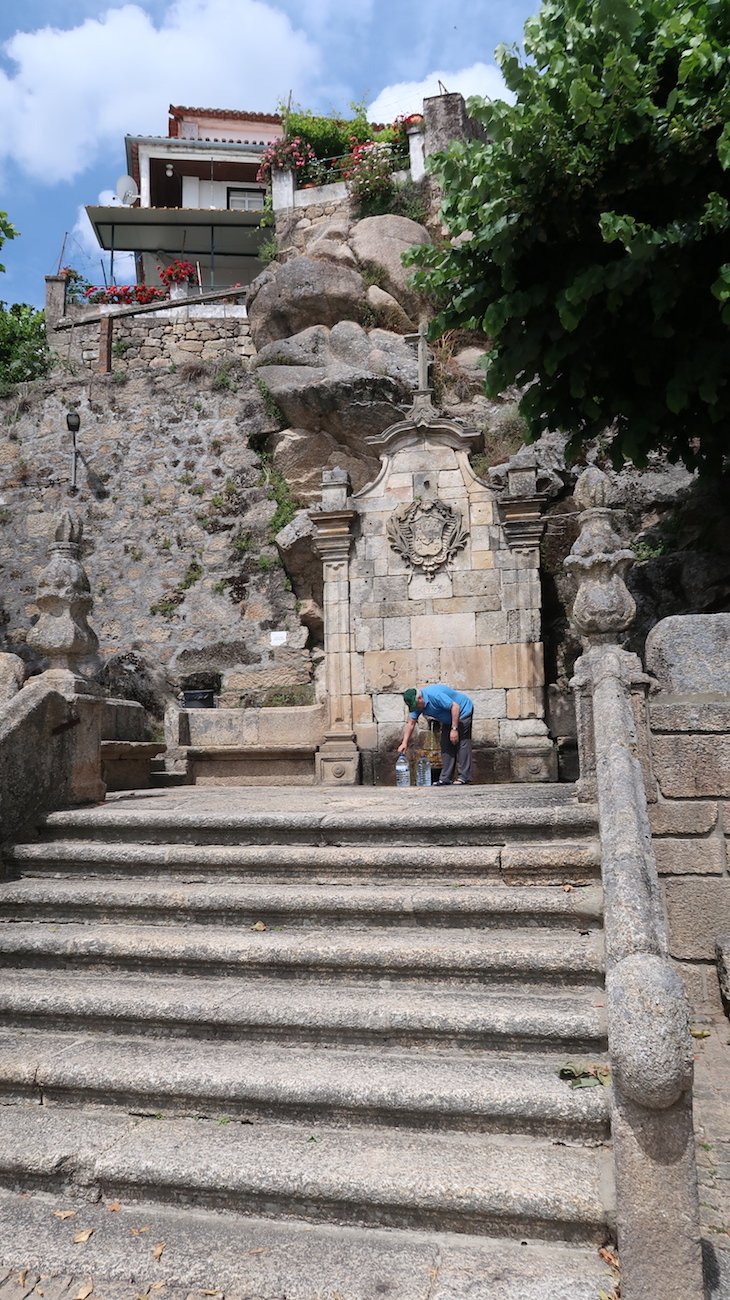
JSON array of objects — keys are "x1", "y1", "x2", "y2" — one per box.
[{"x1": 567, "y1": 468, "x2": 703, "y2": 1300}]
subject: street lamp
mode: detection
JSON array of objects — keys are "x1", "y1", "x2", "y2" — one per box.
[{"x1": 67, "y1": 410, "x2": 80, "y2": 496}]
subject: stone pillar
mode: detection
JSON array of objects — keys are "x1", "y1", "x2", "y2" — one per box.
[
  {"x1": 97, "y1": 315, "x2": 113, "y2": 374},
  {"x1": 407, "y1": 124, "x2": 426, "y2": 182},
  {"x1": 311, "y1": 469, "x2": 360, "y2": 784},
  {"x1": 271, "y1": 166, "x2": 295, "y2": 213},
  {"x1": 423, "y1": 93, "x2": 472, "y2": 156},
  {"x1": 26, "y1": 510, "x2": 105, "y2": 803},
  {"x1": 45, "y1": 275, "x2": 67, "y2": 325}
]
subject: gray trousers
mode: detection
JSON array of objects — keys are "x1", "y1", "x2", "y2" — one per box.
[{"x1": 438, "y1": 713, "x2": 473, "y2": 783}]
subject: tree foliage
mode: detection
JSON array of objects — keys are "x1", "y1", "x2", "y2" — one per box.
[
  {"x1": 0, "y1": 302, "x2": 49, "y2": 394},
  {"x1": 409, "y1": 0, "x2": 730, "y2": 472},
  {"x1": 0, "y1": 211, "x2": 50, "y2": 393},
  {"x1": 0, "y1": 211, "x2": 18, "y2": 275}
]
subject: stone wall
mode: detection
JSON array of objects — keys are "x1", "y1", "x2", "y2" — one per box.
[
  {"x1": 47, "y1": 285, "x2": 254, "y2": 377},
  {"x1": 645, "y1": 615, "x2": 730, "y2": 1011},
  {"x1": 0, "y1": 370, "x2": 311, "y2": 709}
]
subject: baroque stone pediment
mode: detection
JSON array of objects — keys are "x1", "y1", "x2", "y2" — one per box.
[{"x1": 386, "y1": 497, "x2": 468, "y2": 579}]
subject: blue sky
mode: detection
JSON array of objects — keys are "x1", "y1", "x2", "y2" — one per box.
[{"x1": 0, "y1": 0, "x2": 535, "y2": 308}]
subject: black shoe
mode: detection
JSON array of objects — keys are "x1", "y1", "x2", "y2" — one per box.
[{"x1": 432, "y1": 781, "x2": 451, "y2": 787}]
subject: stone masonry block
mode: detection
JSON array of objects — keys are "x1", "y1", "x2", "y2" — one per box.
[
  {"x1": 652, "y1": 735, "x2": 730, "y2": 798},
  {"x1": 476, "y1": 612, "x2": 509, "y2": 645},
  {"x1": 470, "y1": 550, "x2": 495, "y2": 571},
  {"x1": 665, "y1": 878, "x2": 730, "y2": 960},
  {"x1": 452, "y1": 571, "x2": 500, "y2": 598},
  {"x1": 363, "y1": 650, "x2": 415, "y2": 692},
  {"x1": 439, "y1": 646, "x2": 492, "y2": 690},
  {"x1": 351, "y1": 694, "x2": 374, "y2": 725},
  {"x1": 407, "y1": 571, "x2": 452, "y2": 600},
  {"x1": 649, "y1": 801, "x2": 719, "y2": 836},
  {"x1": 506, "y1": 687, "x2": 544, "y2": 720},
  {"x1": 373, "y1": 693, "x2": 408, "y2": 723},
  {"x1": 469, "y1": 688, "x2": 507, "y2": 719},
  {"x1": 469, "y1": 500, "x2": 494, "y2": 526},
  {"x1": 492, "y1": 642, "x2": 544, "y2": 690},
  {"x1": 383, "y1": 617, "x2": 412, "y2": 650},
  {"x1": 654, "y1": 838, "x2": 724, "y2": 876},
  {"x1": 410, "y1": 613, "x2": 476, "y2": 649},
  {"x1": 651, "y1": 700, "x2": 730, "y2": 734}
]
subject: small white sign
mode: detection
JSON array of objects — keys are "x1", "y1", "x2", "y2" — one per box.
[{"x1": 270, "y1": 630, "x2": 288, "y2": 646}]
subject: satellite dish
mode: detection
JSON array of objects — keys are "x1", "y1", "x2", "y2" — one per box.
[{"x1": 115, "y1": 174, "x2": 139, "y2": 205}]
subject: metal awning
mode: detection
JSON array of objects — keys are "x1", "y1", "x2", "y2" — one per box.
[{"x1": 85, "y1": 205, "x2": 265, "y2": 257}]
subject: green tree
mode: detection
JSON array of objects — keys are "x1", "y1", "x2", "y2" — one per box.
[
  {"x1": 0, "y1": 302, "x2": 49, "y2": 393},
  {"x1": 410, "y1": 0, "x2": 730, "y2": 472},
  {"x1": 0, "y1": 212, "x2": 50, "y2": 393},
  {"x1": 0, "y1": 211, "x2": 18, "y2": 273}
]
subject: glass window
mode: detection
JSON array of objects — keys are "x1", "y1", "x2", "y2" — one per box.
[{"x1": 227, "y1": 188, "x2": 265, "y2": 212}]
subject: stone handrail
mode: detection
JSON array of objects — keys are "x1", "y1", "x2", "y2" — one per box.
[
  {"x1": 1, "y1": 510, "x2": 106, "y2": 859},
  {"x1": 0, "y1": 676, "x2": 104, "y2": 854},
  {"x1": 567, "y1": 469, "x2": 703, "y2": 1300}
]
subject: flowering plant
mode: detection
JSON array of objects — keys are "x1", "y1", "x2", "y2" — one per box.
[
  {"x1": 342, "y1": 139, "x2": 396, "y2": 204},
  {"x1": 159, "y1": 259, "x2": 197, "y2": 286},
  {"x1": 83, "y1": 284, "x2": 168, "y2": 306},
  {"x1": 256, "y1": 135, "x2": 317, "y2": 184}
]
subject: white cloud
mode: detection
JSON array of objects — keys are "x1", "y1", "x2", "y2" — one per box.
[
  {"x1": 367, "y1": 62, "x2": 511, "y2": 123},
  {"x1": 65, "y1": 194, "x2": 135, "y2": 286},
  {"x1": 0, "y1": 0, "x2": 320, "y2": 183}
]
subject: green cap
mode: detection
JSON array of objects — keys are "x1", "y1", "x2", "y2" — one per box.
[{"x1": 402, "y1": 688, "x2": 418, "y2": 711}]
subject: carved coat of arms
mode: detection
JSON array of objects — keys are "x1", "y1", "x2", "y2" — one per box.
[{"x1": 386, "y1": 497, "x2": 468, "y2": 579}]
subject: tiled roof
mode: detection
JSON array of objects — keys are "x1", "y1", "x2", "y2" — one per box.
[{"x1": 168, "y1": 105, "x2": 282, "y2": 137}]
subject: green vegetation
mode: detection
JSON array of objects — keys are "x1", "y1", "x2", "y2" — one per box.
[
  {"x1": 254, "y1": 376, "x2": 285, "y2": 426},
  {"x1": 149, "y1": 594, "x2": 184, "y2": 618},
  {"x1": 259, "y1": 236, "x2": 280, "y2": 267},
  {"x1": 259, "y1": 453, "x2": 297, "y2": 537},
  {"x1": 409, "y1": 0, "x2": 730, "y2": 473},
  {"x1": 0, "y1": 302, "x2": 50, "y2": 395},
  {"x1": 180, "y1": 558, "x2": 203, "y2": 589},
  {"x1": 232, "y1": 532, "x2": 253, "y2": 554}
]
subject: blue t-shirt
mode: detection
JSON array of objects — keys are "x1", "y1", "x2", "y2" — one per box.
[{"x1": 410, "y1": 685, "x2": 473, "y2": 725}]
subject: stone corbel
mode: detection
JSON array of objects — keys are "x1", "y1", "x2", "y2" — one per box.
[{"x1": 492, "y1": 453, "x2": 556, "y2": 550}]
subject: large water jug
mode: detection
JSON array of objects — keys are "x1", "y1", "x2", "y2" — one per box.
[
  {"x1": 415, "y1": 755, "x2": 432, "y2": 786},
  {"x1": 395, "y1": 754, "x2": 410, "y2": 787}
]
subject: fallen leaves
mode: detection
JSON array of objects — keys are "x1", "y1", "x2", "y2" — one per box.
[
  {"x1": 152, "y1": 1242, "x2": 166, "y2": 1262},
  {"x1": 251, "y1": 920, "x2": 267, "y2": 932},
  {"x1": 130, "y1": 1226, "x2": 151, "y2": 1237},
  {"x1": 72, "y1": 1284, "x2": 93, "y2": 1300},
  {"x1": 73, "y1": 1229, "x2": 95, "y2": 1245},
  {"x1": 690, "y1": 1026, "x2": 711, "y2": 1039},
  {"x1": 149, "y1": 1282, "x2": 167, "y2": 1292},
  {"x1": 106, "y1": 1200, "x2": 122, "y2": 1212},
  {"x1": 559, "y1": 1060, "x2": 611, "y2": 1089},
  {"x1": 52, "y1": 1209, "x2": 76, "y2": 1221}
]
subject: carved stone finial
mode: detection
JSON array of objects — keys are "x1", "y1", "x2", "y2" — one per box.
[
  {"x1": 27, "y1": 509, "x2": 99, "y2": 674},
  {"x1": 565, "y1": 468, "x2": 635, "y2": 646},
  {"x1": 573, "y1": 465, "x2": 608, "y2": 511},
  {"x1": 55, "y1": 510, "x2": 83, "y2": 545}
]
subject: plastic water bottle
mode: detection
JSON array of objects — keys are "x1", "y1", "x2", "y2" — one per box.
[
  {"x1": 416, "y1": 755, "x2": 432, "y2": 786},
  {"x1": 395, "y1": 754, "x2": 410, "y2": 787}
]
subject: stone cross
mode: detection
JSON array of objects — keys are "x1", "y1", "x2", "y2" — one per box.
[{"x1": 417, "y1": 320, "x2": 430, "y2": 392}]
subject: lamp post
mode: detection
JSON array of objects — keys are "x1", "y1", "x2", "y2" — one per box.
[{"x1": 67, "y1": 410, "x2": 80, "y2": 496}]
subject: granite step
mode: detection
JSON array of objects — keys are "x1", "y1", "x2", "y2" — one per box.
[
  {"x1": 7, "y1": 838, "x2": 602, "y2": 885},
  {"x1": 0, "y1": 1031, "x2": 611, "y2": 1139},
  {"x1": 35, "y1": 797, "x2": 598, "y2": 847},
  {"x1": 0, "y1": 1106, "x2": 614, "y2": 1245},
  {"x1": 0, "y1": 1187, "x2": 621, "y2": 1300},
  {"x1": 0, "y1": 878, "x2": 603, "y2": 930},
  {"x1": 0, "y1": 972, "x2": 607, "y2": 1052},
  {"x1": 0, "y1": 922, "x2": 605, "y2": 987}
]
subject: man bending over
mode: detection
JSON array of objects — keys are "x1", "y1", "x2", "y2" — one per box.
[{"x1": 398, "y1": 685, "x2": 474, "y2": 786}]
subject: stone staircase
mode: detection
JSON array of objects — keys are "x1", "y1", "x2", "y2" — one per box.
[{"x1": 0, "y1": 786, "x2": 617, "y2": 1299}]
